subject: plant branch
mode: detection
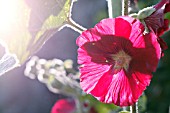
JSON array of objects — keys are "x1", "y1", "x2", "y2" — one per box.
[
  {"x1": 67, "y1": 18, "x2": 87, "y2": 33},
  {"x1": 122, "y1": 0, "x2": 129, "y2": 15},
  {"x1": 66, "y1": 0, "x2": 87, "y2": 33}
]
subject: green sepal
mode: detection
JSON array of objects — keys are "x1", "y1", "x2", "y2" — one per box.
[{"x1": 137, "y1": 7, "x2": 156, "y2": 19}]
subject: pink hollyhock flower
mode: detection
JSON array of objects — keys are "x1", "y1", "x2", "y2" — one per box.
[
  {"x1": 51, "y1": 99, "x2": 76, "y2": 113},
  {"x1": 76, "y1": 16, "x2": 161, "y2": 106}
]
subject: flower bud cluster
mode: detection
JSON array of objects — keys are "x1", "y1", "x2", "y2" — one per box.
[{"x1": 24, "y1": 56, "x2": 81, "y2": 97}]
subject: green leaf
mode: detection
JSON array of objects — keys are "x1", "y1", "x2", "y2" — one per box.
[
  {"x1": 0, "y1": 42, "x2": 19, "y2": 75},
  {"x1": 0, "y1": 53, "x2": 19, "y2": 75},
  {"x1": 164, "y1": 12, "x2": 170, "y2": 20},
  {"x1": 138, "y1": 93, "x2": 147, "y2": 112},
  {"x1": 81, "y1": 94, "x2": 120, "y2": 113},
  {"x1": 0, "y1": 0, "x2": 71, "y2": 75}
]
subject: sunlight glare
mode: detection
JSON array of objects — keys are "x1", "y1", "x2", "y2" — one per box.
[{"x1": 0, "y1": 0, "x2": 20, "y2": 33}]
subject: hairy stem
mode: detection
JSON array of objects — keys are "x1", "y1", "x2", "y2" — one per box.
[
  {"x1": 122, "y1": 0, "x2": 129, "y2": 15},
  {"x1": 67, "y1": 18, "x2": 87, "y2": 33},
  {"x1": 130, "y1": 102, "x2": 139, "y2": 113}
]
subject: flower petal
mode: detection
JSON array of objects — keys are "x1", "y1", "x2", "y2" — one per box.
[
  {"x1": 95, "y1": 18, "x2": 115, "y2": 35},
  {"x1": 95, "y1": 70, "x2": 152, "y2": 106},
  {"x1": 164, "y1": 3, "x2": 170, "y2": 13},
  {"x1": 76, "y1": 28, "x2": 100, "y2": 47},
  {"x1": 131, "y1": 33, "x2": 161, "y2": 72},
  {"x1": 95, "y1": 17, "x2": 132, "y2": 39},
  {"x1": 128, "y1": 21, "x2": 145, "y2": 48},
  {"x1": 114, "y1": 17, "x2": 132, "y2": 38},
  {"x1": 80, "y1": 62, "x2": 111, "y2": 94}
]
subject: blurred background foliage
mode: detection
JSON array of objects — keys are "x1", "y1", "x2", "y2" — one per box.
[{"x1": 0, "y1": 0, "x2": 169, "y2": 113}]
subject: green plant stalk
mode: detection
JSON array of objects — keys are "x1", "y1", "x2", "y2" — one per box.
[
  {"x1": 67, "y1": 18, "x2": 87, "y2": 33},
  {"x1": 107, "y1": 0, "x2": 113, "y2": 18},
  {"x1": 130, "y1": 102, "x2": 138, "y2": 113},
  {"x1": 122, "y1": 0, "x2": 129, "y2": 15},
  {"x1": 75, "y1": 97, "x2": 83, "y2": 113}
]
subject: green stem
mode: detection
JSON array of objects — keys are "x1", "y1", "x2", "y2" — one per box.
[
  {"x1": 130, "y1": 102, "x2": 138, "y2": 113},
  {"x1": 122, "y1": 0, "x2": 129, "y2": 15},
  {"x1": 67, "y1": 18, "x2": 86, "y2": 33},
  {"x1": 66, "y1": 0, "x2": 87, "y2": 33},
  {"x1": 122, "y1": 106, "x2": 127, "y2": 111},
  {"x1": 75, "y1": 98, "x2": 82, "y2": 113},
  {"x1": 107, "y1": 0, "x2": 113, "y2": 18}
]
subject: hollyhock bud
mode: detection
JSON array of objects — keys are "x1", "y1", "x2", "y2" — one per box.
[
  {"x1": 130, "y1": 0, "x2": 170, "y2": 56},
  {"x1": 143, "y1": 0, "x2": 170, "y2": 55},
  {"x1": 76, "y1": 16, "x2": 161, "y2": 106},
  {"x1": 51, "y1": 99, "x2": 98, "y2": 113},
  {"x1": 51, "y1": 99, "x2": 76, "y2": 113},
  {"x1": 131, "y1": 0, "x2": 170, "y2": 35},
  {"x1": 144, "y1": 1, "x2": 170, "y2": 35},
  {"x1": 137, "y1": 7, "x2": 155, "y2": 19}
]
